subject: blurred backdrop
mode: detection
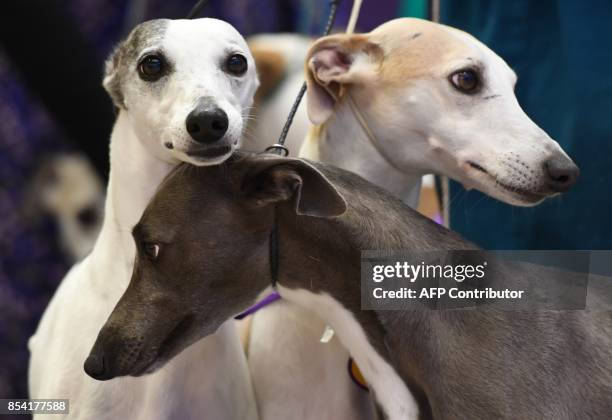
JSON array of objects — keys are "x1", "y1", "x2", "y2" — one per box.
[{"x1": 0, "y1": 0, "x2": 610, "y2": 413}]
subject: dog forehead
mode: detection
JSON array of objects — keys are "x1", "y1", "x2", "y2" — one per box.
[
  {"x1": 373, "y1": 18, "x2": 513, "y2": 82},
  {"x1": 125, "y1": 19, "x2": 169, "y2": 59},
  {"x1": 442, "y1": 24, "x2": 516, "y2": 82},
  {"x1": 163, "y1": 18, "x2": 249, "y2": 60}
]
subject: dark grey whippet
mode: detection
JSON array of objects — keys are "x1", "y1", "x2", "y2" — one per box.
[{"x1": 86, "y1": 153, "x2": 612, "y2": 419}]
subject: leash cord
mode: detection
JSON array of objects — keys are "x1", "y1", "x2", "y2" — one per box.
[
  {"x1": 186, "y1": 0, "x2": 210, "y2": 19},
  {"x1": 269, "y1": 224, "x2": 280, "y2": 287},
  {"x1": 428, "y1": 0, "x2": 450, "y2": 228},
  {"x1": 267, "y1": 0, "x2": 342, "y2": 288},
  {"x1": 265, "y1": 0, "x2": 341, "y2": 157},
  {"x1": 346, "y1": 0, "x2": 362, "y2": 34}
]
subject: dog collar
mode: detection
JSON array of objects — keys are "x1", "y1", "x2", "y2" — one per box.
[
  {"x1": 233, "y1": 221, "x2": 282, "y2": 320},
  {"x1": 234, "y1": 292, "x2": 281, "y2": 320},
  {"x1": 242, "y1": 221, "x2": 369, "y2": 393}
]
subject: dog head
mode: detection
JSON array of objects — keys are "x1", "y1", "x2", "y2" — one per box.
[
  {"x1": 84, "y1": 154, "x2": 345, "y2": 380},
  {"x1": 25, "y1": 154, "x2": 104, "y2": 261},
  {"x1": 305, "y1": 18, "x2": 578, "y2": 206},
  {"x1": 104, "y1": 18, "x2": 259, "y2": 165}
]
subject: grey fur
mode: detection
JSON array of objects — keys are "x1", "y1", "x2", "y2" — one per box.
[
  {"x1": 103, "y1": 19, "x2": 169, "y2": 108},
  {"x1": 87, "y1": 153, "x2": 612, "y2": 419}
]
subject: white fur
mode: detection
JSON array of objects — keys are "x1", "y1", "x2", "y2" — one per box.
[
  {"x1": 29, "y1": 19, "x2": 258, "y2": 419},
  {"x1": 277, "y1": 286, "x2": 419, "y2": 420},
  {"x1": 115, "y1": 20, "x2": 259, "y2": 167}
]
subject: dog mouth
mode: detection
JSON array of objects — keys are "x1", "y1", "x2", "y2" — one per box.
[
  {"x1": 187, "y1": 145, "x2": 232, "y2": 159},
  {"x1": 466, "y1": 161, "x2": 547, "y2": 204},
  {"x1": 132, "y1": 314, "x2": 195, "y2": 377}
]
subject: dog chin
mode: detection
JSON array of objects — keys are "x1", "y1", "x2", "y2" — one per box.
[
  {"x1": 462, "y1": 177, "x2": 546, "y2": 206},
  {"x1": 493, "y1": 188, "x2": 547, "y2": 207},
  {"x1": 131, "y1": 358, "x2": 166, "y2": 377},
  {"x1": 182, "y1": 144, "x2": 235, "y2": 166}
]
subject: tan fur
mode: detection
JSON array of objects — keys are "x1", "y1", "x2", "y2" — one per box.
[
  {"x1": 303, "y1": 18, "x2": 482, "y2": 129},
  {"x1": 371, "y1": 18, "x2": 474, "y2": 84},
  {"x1": 300, "y1": 125, "x2": 325, "y2": 161},
  {"x1": 249, "y1": 46, "x2": 287, "y2": 102}
]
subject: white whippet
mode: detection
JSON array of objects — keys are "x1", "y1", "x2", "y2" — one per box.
[
  {"x1": 28, "y1": 18, "x2": 260, "y2": 419},
  {"x1": 247, "y1": 18, "x2": 578, "y2": 419}
]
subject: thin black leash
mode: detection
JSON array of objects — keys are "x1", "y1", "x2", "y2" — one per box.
[
  {"x1": 266, "y1": 0, "x2": 341, "y2": 288},
  {"x1": 186, "y1": 0, "x2": 210, "y2": 19},
  {"x1": 185, "y1": 0, "x2": 340, "y2": 288},
  {"x1": 265, "y1": 0, "x2": 341, "y2": 157}
]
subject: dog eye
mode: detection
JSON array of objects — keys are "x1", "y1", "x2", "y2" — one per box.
[
  {"x1": 450, "y1": 69, "x2": 479, "y2": 93},
  {"x1": 143, "y1": 243, "x2": 160, "y2": 260},
  {"x1": 138, "y1": 55, "x2": 165, "y2": 81},
  {"x1": 225, "y1": 54, "x2": 247, "y2": 76}
]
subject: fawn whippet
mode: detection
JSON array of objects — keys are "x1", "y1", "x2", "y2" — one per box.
[{"x1": 247, "y1": 18, "x2": 579, "y2": 420}]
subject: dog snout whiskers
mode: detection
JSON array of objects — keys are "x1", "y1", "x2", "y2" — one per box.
[
  {"x1": 118, "y1": 336, "x2": 144, "y2": 373},
  {"x1": 501, "y1": 155, "x2": 538, "y2": 190}
]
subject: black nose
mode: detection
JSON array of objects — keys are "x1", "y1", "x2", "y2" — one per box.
[
  {"x1": 185, "y1": 107, "x2": 228, "y2": 144},
  {"x1": 84, "y1": 353, "x2": 106, "y2": 380},
  {"x1": 544, "y1": 156, "x2": 579, "y2": 192}
]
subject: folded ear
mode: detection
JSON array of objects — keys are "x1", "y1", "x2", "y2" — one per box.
[
  {"x1": 237, "y1": 155, "x2": 347, "y2": 218},
  {"x1": 305, "y1": 33, "x2": 383, "y2": 125},
  {"x1": 103, "y1": 43, "x2": 127, "y2": 109}
]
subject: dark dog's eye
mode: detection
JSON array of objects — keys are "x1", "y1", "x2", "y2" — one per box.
[
  {"x1": 138, "y1": 54, "x2": 165, "y2": 81},
  {"x1": 450, "y1": 69, "x2": 479, "y2": 93},
  {"x1": 143, "y1": 243, "x2": 160, "y2": 260},
  {"x1": 225, "y1": 54, "x2": 248, "y2": 76}
]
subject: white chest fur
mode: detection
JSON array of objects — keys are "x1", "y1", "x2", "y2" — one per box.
[
  {"x1": 277, "y1": 286, "x2": 419, "y2": 419},
  {"x1": 28, "y1": 112, "x2": 257, "y2": 420}
]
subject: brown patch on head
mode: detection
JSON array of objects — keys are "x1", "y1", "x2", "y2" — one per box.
[
  {"x1": 369, "y1": 18, "x2": 475, "y2": 86},
  {"x1": 249, "y1": 45, "x2": 288, "y2": 103}
]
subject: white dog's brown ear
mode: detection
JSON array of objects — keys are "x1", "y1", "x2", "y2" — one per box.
[
  {"x1": 103, "y1": 44, "x2": 126, "y2": 109},
  {"x1": 305, "y1": 34, "x2": 383, "y2": 125},
  {"x1": 239, "y1": 156, "x2": 347, "y2": 218}
]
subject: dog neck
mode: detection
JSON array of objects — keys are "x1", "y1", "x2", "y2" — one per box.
[
  {"x1": 274, "y1": 208, "x2": 420, "y2": 417},
  {"x1": 269, "y1": 162, "x2": 478, "y2": 416},
  {"x1": 301, "y1": 99, "x2": 423, "y2": 208},
  {"x1": 270, "y1": 168, "x2": 460, "y2": 417},
  {"x1": 91, "y1": 112, "x2": 175, "y2": 286}
]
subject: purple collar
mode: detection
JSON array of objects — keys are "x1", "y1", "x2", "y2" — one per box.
[{"x1": 234, "y1": 292, "x2": 282, "y2": 320}]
